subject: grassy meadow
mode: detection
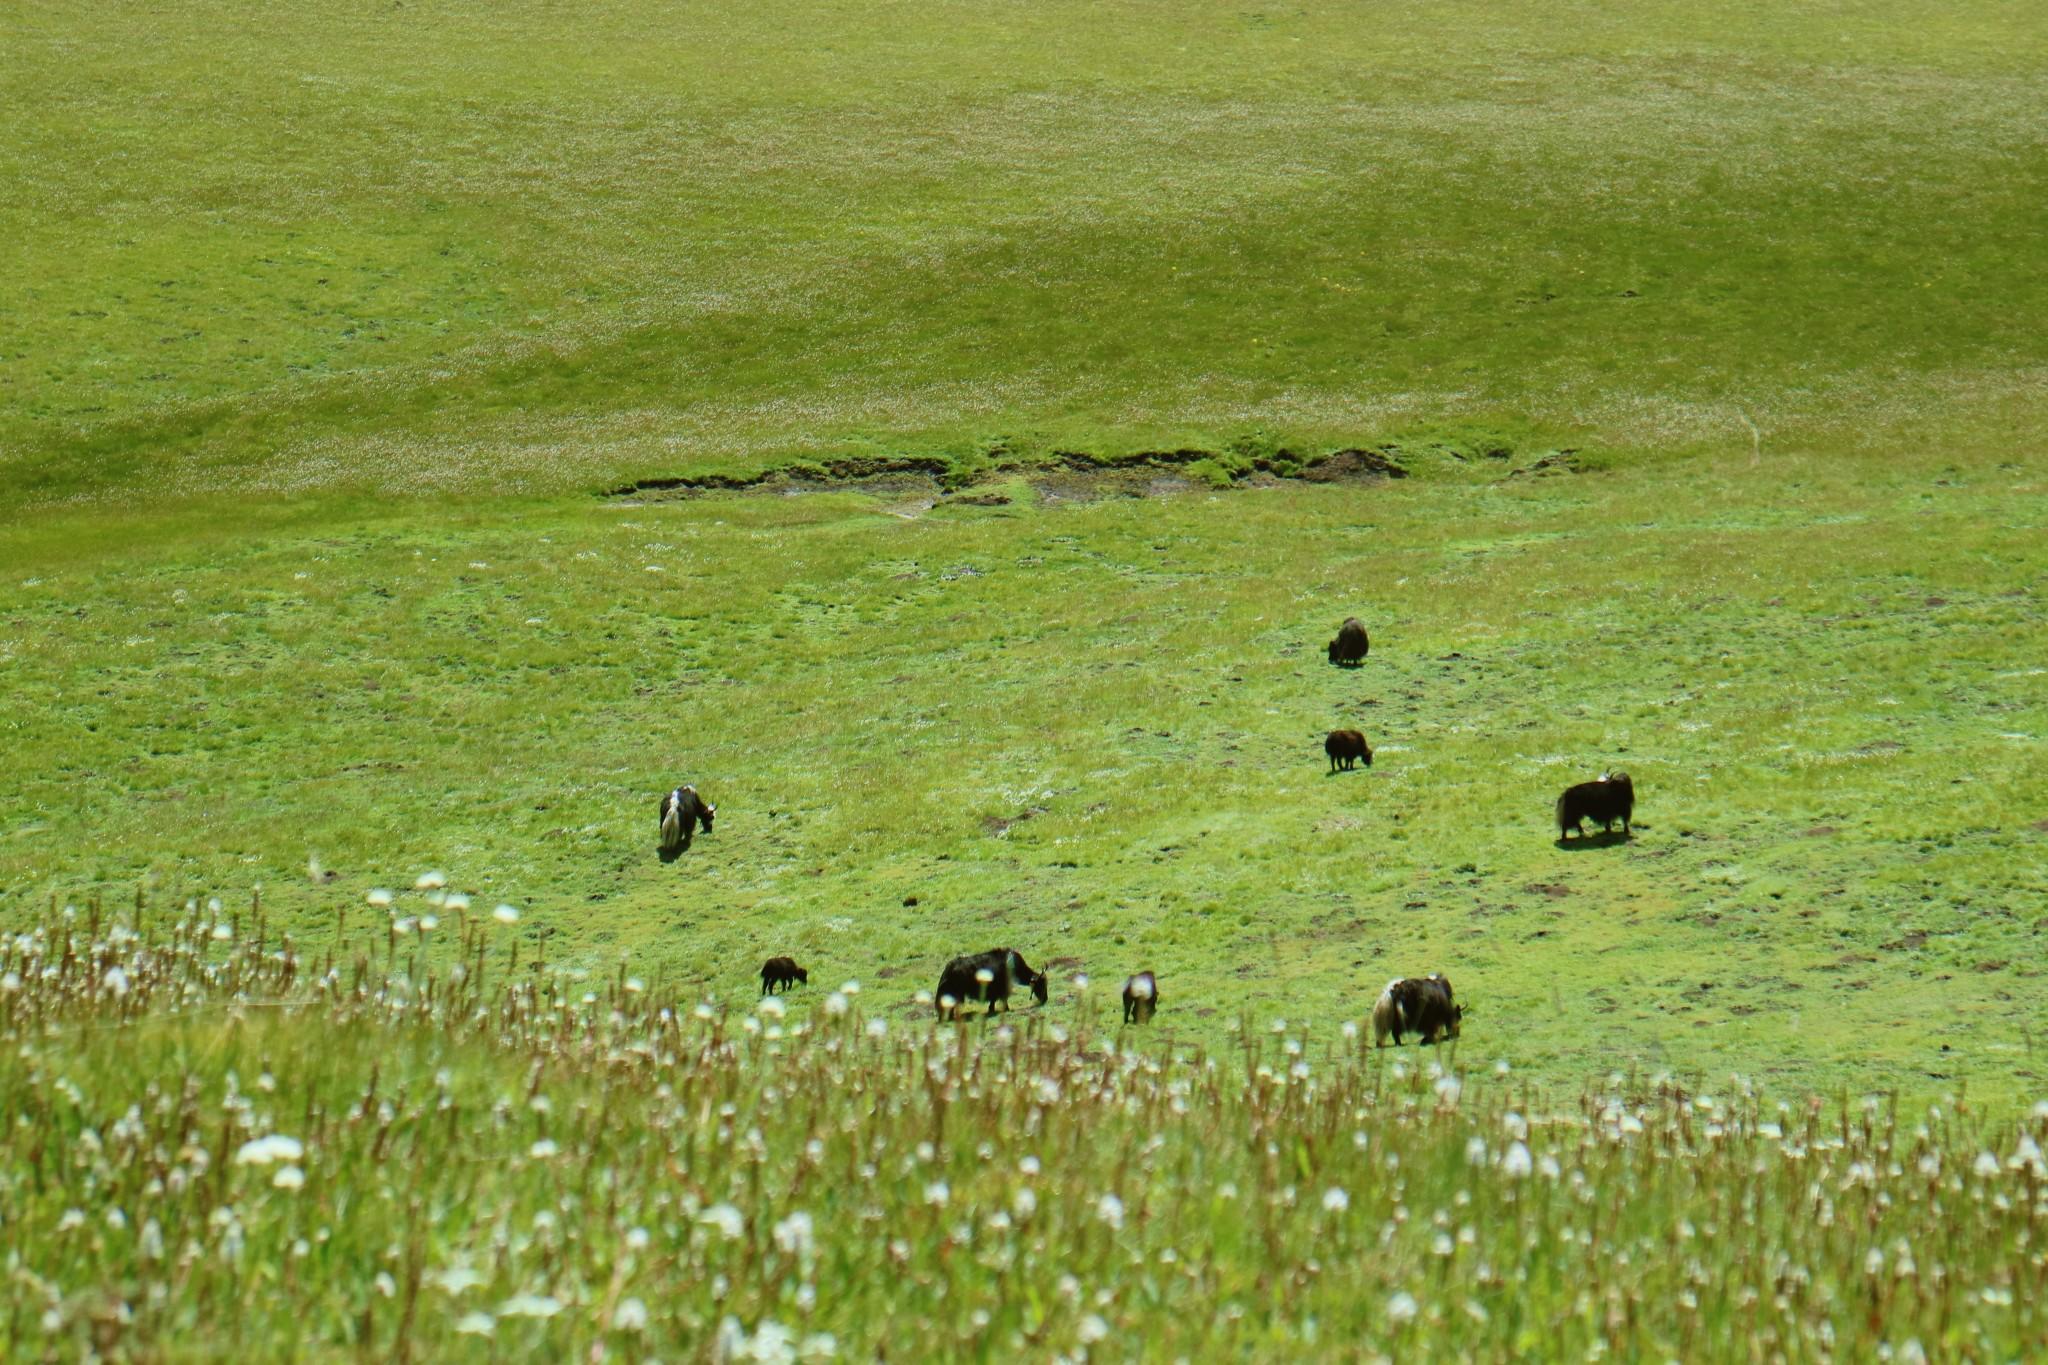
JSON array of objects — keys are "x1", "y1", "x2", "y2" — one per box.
[
  {"x1": 3, "y1": 0, "x2": 2048, "y2": 1354},
  {"x1": 4, "y1": 447, "x2": 2044, "y2": 1105},
  {"x1": 5, "y1": 0, "x2": 2047, "y2": 499}
]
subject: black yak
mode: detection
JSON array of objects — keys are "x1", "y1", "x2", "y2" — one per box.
[
  {"x1": 1327, "y1": 617, "x2": 1370, "y2": 666},
  {"x1": 1325, "y1": 729, "x2": 1372, "y2": 772},
  {"x1": 1556, "y1": 771, "x2": 1633, "y2": 840},
  {"x1": 657, "y1": 785, "x2": 716, "y2": 861},
  {"x1": 760, "y1": 956, "x2": 807, "y2": 995},
  {"x1": 1371, "y1": 974, "x2": 1463, "y2": 1046},
  {"x1": 935, "y1": 948, "x2": 1048, "y2": 1020},
  {"x1": 1122, "y1": 971, "x2": 1159, "y2": 1024}
]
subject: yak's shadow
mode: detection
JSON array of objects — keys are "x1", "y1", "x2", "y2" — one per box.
[{"x1": 1553, "y1": 828, "x2": 1634, "y2": 851}]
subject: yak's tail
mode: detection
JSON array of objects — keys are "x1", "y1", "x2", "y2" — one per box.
[
  {"x1": 1554, "y1": 793, "x2": 1569, "y2": 834},
  {"x1": 1371, "y1": 981, "x2": 1402, "y2": 1045}
]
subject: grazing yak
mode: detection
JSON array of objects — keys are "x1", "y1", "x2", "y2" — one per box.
[
  {"x1": 1325, "y1": 729, "x2": 1372, "y2": 772},
  {"x1": 1122, "y1": 971, "x2": 1159, "y2": 1024},
  {"x1": 935, "y1": 948, "x2": 1048, "y2": 1020},
  {"x1": 759, "y1": 956, "x2": 807, "y2": 995},
  {"x1": 1327, "y1": 617, "x2": 1370, "y2": 667},
  {"x1": 657, "y1": 785, "x2": 716, "y2": 861},
  {"x1": 1372, "y1": 974, "x2": 1463, "y2": 1047},
  {"x1": 1556, "y1": 771, "x2": 1634, "y2": 840}
]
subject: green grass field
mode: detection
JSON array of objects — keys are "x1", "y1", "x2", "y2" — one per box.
[
  {"x1": 5, "y1": 0, "x2": 2047, "y2": 1111},
  {"x1": 6, "y1": 1, "x2": 2048, "y2": 1351}
]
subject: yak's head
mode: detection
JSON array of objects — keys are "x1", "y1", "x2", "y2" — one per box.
[
  {"x1": 700, "y1": 802, "x2": 716, "y2": 831},
  {"x1": 1447, "y1": 1003, "x2": 1466, "y2": 1039},
  {"x1": 1326, "y1": 638, "x2": 1342, "y2": 663},
  {"x1": 1030, "y1": 971, "x2": 1049, "y2": 1006},
  {"x1": 793, "y1": 965, "x2": 808, "y2": 985},
  {"x1": 1362, "y1": 744, "x2": 1374, "y2": 767}
]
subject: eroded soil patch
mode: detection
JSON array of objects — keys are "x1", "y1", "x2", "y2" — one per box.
[{"x1": 605, "y1": 445, "x2": 1415, "y2": 503}]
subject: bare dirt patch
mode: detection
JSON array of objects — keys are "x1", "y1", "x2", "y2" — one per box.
[{"x1": 607, "y1": 444, "x2": 1413, "y2": 505}]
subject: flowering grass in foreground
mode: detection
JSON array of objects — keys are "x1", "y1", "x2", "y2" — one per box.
[{"x1": 3, "y1": 895, "x2": 2046, "y2": 1360}]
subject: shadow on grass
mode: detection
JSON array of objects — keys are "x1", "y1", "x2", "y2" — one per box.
[{"x1": 1554, "y1": 829, "x2": 1635, "y2": 851}]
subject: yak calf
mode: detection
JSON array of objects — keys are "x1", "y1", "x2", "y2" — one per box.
[{"x1": 760, "y1": 956, "x2": 807, "y2": 995}]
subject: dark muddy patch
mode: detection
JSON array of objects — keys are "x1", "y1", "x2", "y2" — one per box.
[
  {"x1": 606, "y1": 444, "x2": 1415, "y2": 504},
  {"x1": 983, "y1": 806, "x2": 1048, "y2": 838}
]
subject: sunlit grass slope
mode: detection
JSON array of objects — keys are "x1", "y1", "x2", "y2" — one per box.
[
  {"x1": 4, "y1": 0, "x2": 2047, "y2": 500},
  {"x1": 4, "y1": 445, "x2": 2043, "y2": 1105}
]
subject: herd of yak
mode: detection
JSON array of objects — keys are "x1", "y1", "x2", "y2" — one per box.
[{"x1": 659, "y1": 615, "x2": 1638, "y2": 1047}]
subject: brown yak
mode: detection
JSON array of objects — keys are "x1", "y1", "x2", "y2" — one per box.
[
  {"x1": 1325, "y1": 729, "x2": 1372, "y2": 772},
  {"x1": 1556, "y1": 772, "x2": 1633, "y2": 840},
  {"x1": 1327, "y1": 617, "x2": 1370, "y2": 666}
]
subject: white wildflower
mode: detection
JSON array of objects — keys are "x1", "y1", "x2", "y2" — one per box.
[
  {"x1": 493, "y1": 904, "x2": 519, "y2": 924},
  {"x1": 1096, "y1": 1193, "x2": 1125, "y2": 1229},
  {"x1": 433, "y1": 1266, "x2": 487, "y2": 1294},
  {"x1": 1387, "y1": 1291, "x2": 1419, "y2": 1325},
  {"x1": 701, "y1": 1204, "x2": 745, "y2": 1239},
  {"x1": 498, "y1": 1294, "x2": 563, "y2": 1319},
  {"x1": 1322, "y1": 1187, "x2": 1350, "y2": 1213},
  {"x1": 454, "y1": 1312, "x2": 495, "y2": 1336},
  {"x1": 614, "y1": 1298, "x2": 649, "y2": 1332},
  {"x1": 1502, "y1": 1142, "x2": 1533, "y2": 1180},
  {"x1": 234, "y1": 1135, "x2": 304, "y2": 1166},
  {"x1": 272, "y1": 1165, "x2": 305, "y2": 1191},
  {"x1": 773, "y1": 1211, "x2": 816, "y2": 1262}
]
